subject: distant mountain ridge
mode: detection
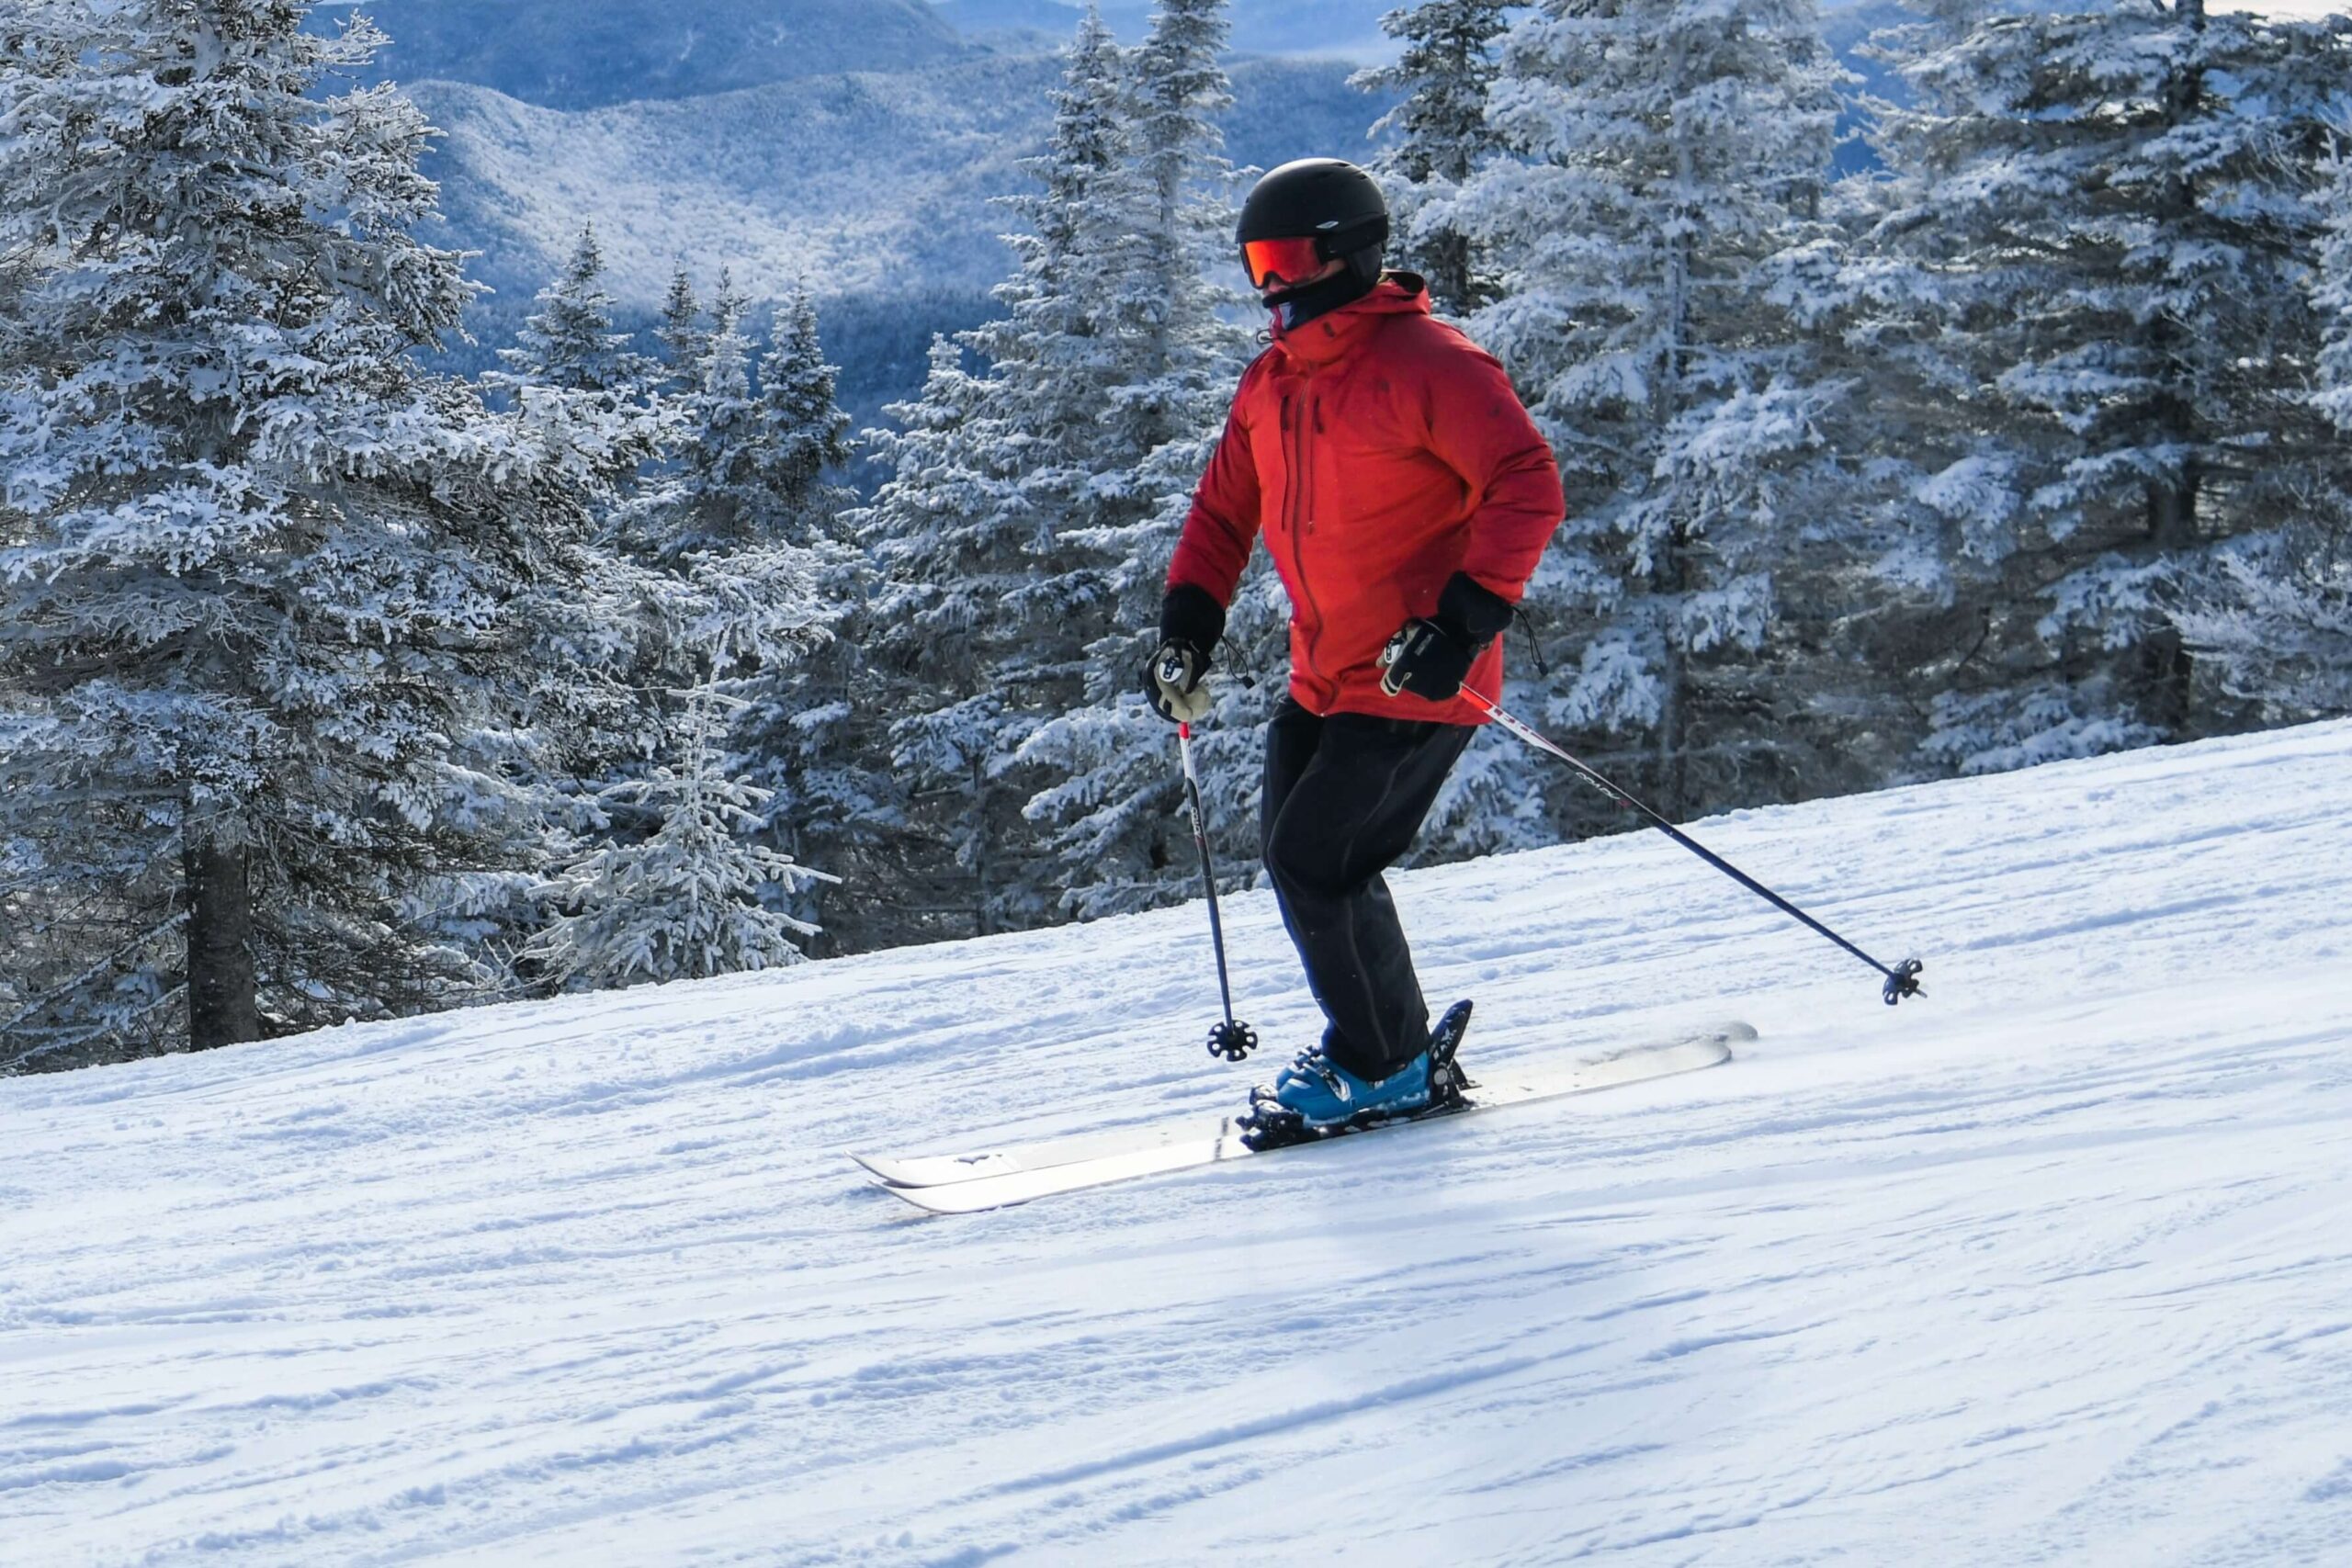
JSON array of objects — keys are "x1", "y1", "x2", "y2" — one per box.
[
  {"x1": 307, "y1": 1, "x2": 1414, "y2": 110},
  {"x1": 310, "y1": 0, "x2": 969, "y2": 109},
  {"x1": 415, "y1": 52, "x2": 1386, "y2": 311},
  {"x1": 412, "y1": 51, "x2": 1390, "y2": 427},
  {"x1": 933, "y1": 0, "x2": 1403, "y2": 61},
  {"x1": 364, "y1": 0, "x2": 1901, "y2": 425}
]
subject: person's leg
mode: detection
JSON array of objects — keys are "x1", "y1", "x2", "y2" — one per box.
[
  {"x1": 1260, "y1": 697, "x2": 1325, "y2": 989},
  {"x1": 1261, "y1": 712, "x2": 1475, "y2": 1080},
  {"x1": 1260, "y1": 697, "x2": 1325, "y2": 869}
]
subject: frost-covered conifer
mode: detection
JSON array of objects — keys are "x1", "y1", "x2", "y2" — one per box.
[
  {"x1": 525, "y1": 686, "x2": 831, "y2": 990},
  {"x1": 0, "y1": 0, "x2": 616, "y2": 1065},
  {"x1": 855, "y1": 333, "x2": 1042, "y2": 937},
  {"x1": 2177, "y1": 136, "x2": 2352, "y2": 722},
  {"x1": 1860, "y1": 1, "x2": 2352, "y2": 773},
  {"x1": 537, "y1": 271, "x2": 840, "y2": 987},
  {"x1": 751, "y1": 291, "x2": 857, "y2": 548},
  {"x1": 1007, "y1": 0, "x2": 1261, "y2": 919},
  {"x1": 1125, "y1": 0, "x2": 1237, "y2": 404},
  {"x1": 1352, "y1": 1, "x2": 1512, "y2": 316},
  {"x1": 482, "y1": 228, "x2": 677, "y2": 810},
  {"x1": 498, "y1": 225, "x2": 645, "y2": 395},
  {"x1": 859, "y1": 6, "x2": 1249, "y2": 932},
  {"x1": 1456, "y1": 0, "x2": 1847, "y2": 824},
  {"x1": 656, "y1": 265, "x2": 708, "y2": 395},
  {"x1": 728, "y1": 291, "x2": 885, "y2": 951},
  {"x1": 616, "y1": 273, "x2": 840, "y2": 657}
]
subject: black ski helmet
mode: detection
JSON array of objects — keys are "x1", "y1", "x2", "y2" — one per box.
[{"x1": 1237, "y1": 158, "x2": 1390, "y2": 284}]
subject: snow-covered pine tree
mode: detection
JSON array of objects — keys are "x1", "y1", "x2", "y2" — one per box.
[
  {"x1": 1125, "y1": 0, "x2": 1236, "y2": 413},
  {"x1": 610, "y1": 269, "x2": 838, "y2": 677},
  {"x1": 0, "y1": 0, "x2": 618, "y2": 1066},
  {"x1": 484, "y1": 225, "x2": 673, "y2": 789},
  {"x1": 656, "y1": 265, "x2": 709, "y2": 396},
  {"x1": 1351, "y1": 0, "x2": 1513, "y2": 317},
  {"x1": 1860, "y1": 1, "x2": 2352, "y2": 773},
  {"x1": 728, "y1": 289, "x2": 887, "y2": 953},
  {"x1": 533, "y1": 272, "x2": 839, "y2": 987},
  {"x1": 1754, "y1": 0, "x2": 2017, "y2": 794},
  {"x1": 750, "y1": 290, "x2": 857, "y2": 550},
  {"x1": 856, "y1": 333, "x2": 1043, "y2": 939},
  {"x1": 1012, "y1": 0, "x2": 1269, "y2": 920},
  {"x1": 2176, "y1": 130, "x2": 2352, "y2": 722},
  {"x1": 861, "y1": 4, "x2": 1224, "y2": 934},
  {"x1": 497, "y1": 224, "x2": 646, "y2": 395},
  {"x1": 1455, "y1": 0, "x2": 1848, "y2": 827},
  {"x1": 524, "y1": 684, "x2": 830, "y2": 990}
]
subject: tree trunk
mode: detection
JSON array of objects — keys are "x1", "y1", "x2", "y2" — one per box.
[
  {"x1": 1426, "y1": 228, "x2": 1476, "y2": 319},
  {"x1": 185, "y1": 819, "x2": 261, "y2": 1050},
  {"x1": 969, "y1": 755, "x2": 993, "y2": 939},
  {"x1": 2137, "y1": 0, "x2": 2204, "y2": 738},
  {"x1": 2143, "y1": 463, "x2": 2202, "y2": 732},
  {"x1": 1657, "y1": 532, "x2": 1691, "y2": 822}
]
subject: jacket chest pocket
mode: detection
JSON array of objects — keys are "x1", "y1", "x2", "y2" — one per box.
[{"x1": 1300, "y1": 378, "x2": 1419, "y2": 543}]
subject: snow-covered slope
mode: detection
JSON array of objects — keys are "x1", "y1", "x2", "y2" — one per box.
[{"x1": 6, "y1": 722, "x2": 2352, "y2": 1563}]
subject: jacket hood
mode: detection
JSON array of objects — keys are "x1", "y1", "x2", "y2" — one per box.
[{"x1": 1269, "y1": 272, "x2": 1432, "y2": 367}]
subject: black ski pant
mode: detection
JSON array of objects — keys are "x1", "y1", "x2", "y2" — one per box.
[{"x1": 1261, "y1": 697, "x2": 1476, "y2": 1083}]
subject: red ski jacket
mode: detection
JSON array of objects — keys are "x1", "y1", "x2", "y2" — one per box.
[{"x1": 1167, "y1": 276, "x2": 1563, "y2": 725}]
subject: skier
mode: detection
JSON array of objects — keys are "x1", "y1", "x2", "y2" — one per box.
[{"x1": 1143, "y1": 157, "x2": 1564, "y2": 1137}]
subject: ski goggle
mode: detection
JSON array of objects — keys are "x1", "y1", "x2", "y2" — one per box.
[{"x1": 1240, "y1": 235, "x2": 1327, "y2": 289}]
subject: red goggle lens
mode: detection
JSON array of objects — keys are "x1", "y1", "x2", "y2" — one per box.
[{"x1": 1241, "y1": 236, "x2": 1326, "y2": 288}]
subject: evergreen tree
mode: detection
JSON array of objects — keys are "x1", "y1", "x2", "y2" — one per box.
[
  {"x1": 616, "y1": 270, "x2": 837, "y2": 679},
  {"x1": 1860, "y1": 0, "x2": 2352, "y2": 773},
  {"x1": 1456, "y1": 0, "x2": 1848, "y2": 826},
  {"x1": 497, "y1": 224, "x2": 645, "y2": 395},
  {"x1": 2177, "y1": 134, "x2": 2352, "y2": 722},
  {"x1": 0, "y1": 0, "x2": 616, "y2": 1066},
  {"x1": 484, "y1": 226, "x2": 675, "y2": 818},
  {"x1": 729, "y1": 290, "x2": 886, "y2": 952},
  {"x1": 656, "y1": 264, "x2": 709, "y2": 396},
  {"x1": 1352, "y1": 0, "x2": 1513, "y2": 316},
  {"x1": 752, "y1": 290, "x2": 857, "y2": 548},
  {"x1": 1126, "y1": 0, "x2": 1238, "y2": 409},
  {"x1": 856, "y1": 334, "x2": 1041, "y2": 937},
  {"x1": 524, "y1": 684, "x2": 829, "y2": 990},
  {"x1": 537, "y1": 270, "x2": 840, "y2": 987},
  {"x1": 858, "y1": 4, "x2": 1238, "y2": 934},
  {"x1": 1012, "y1": 0, "x2": 1265, "y2": 920}
]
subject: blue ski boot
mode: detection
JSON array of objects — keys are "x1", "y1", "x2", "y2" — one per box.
[{"x1": 1241, "y1": 1000, "x2": 1474, "y2": 1150}]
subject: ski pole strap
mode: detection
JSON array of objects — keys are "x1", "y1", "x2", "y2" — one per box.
[{"x1": 1464, "y1": 691, "x2": 1926, "y2": 1006}]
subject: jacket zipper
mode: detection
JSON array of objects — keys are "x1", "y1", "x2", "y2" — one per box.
[{"x1": 1283, "y1": 389, "x2": 1328, "y2": 699}]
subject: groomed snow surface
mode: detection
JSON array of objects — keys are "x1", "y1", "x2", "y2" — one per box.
[{"x1": 6, "y1": 721, "x2": 2352, "y2": 1566}]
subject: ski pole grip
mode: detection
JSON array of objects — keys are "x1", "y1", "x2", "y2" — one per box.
[{"x1": 1378, "y1": 629, "x2": 1408, "y2": 697}]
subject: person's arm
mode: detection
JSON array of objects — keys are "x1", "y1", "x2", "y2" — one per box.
[
  {"x1": 1164, "y1": 382, "x2": 1265, "y2": 635},
  {"x1": 1145, "y1": 380, "x2": 1264, "y2": 720},
  {"x1": 1419, "y1": 338, "x2": 1564, "y2": 610},
  {"x1": 1378, "y1": 336, "x2": 1566, "y2": 702}
]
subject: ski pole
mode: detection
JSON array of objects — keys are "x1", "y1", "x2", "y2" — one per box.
[
  {"x1": 1170, "y1": 717, "x2": 1260, "y2": 1061},
  {"x1": 1435, "y1": 673, "x2": 1925, "y2": 1006}
]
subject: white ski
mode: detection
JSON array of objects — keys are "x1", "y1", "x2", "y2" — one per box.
[{"x1": 858, "y1": 1021, "x2": 1752, "y2": 1215}]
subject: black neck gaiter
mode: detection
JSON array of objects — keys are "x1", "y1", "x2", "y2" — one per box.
[{"x1": 1272, "y1": 261, "x2": 1380, "y2": 333}]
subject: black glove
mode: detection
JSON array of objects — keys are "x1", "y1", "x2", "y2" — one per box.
[
  {"x1": 1143, "y1": 584, "x2": 1227, "y2": 724},
  {"x1": 1380, "y1": 572, "x2": 1513, "y2": 702}
]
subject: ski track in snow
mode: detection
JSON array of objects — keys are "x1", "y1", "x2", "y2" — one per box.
[{"x1": 5, "y1": 722, "x2": 2352, "y2": 1564}]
